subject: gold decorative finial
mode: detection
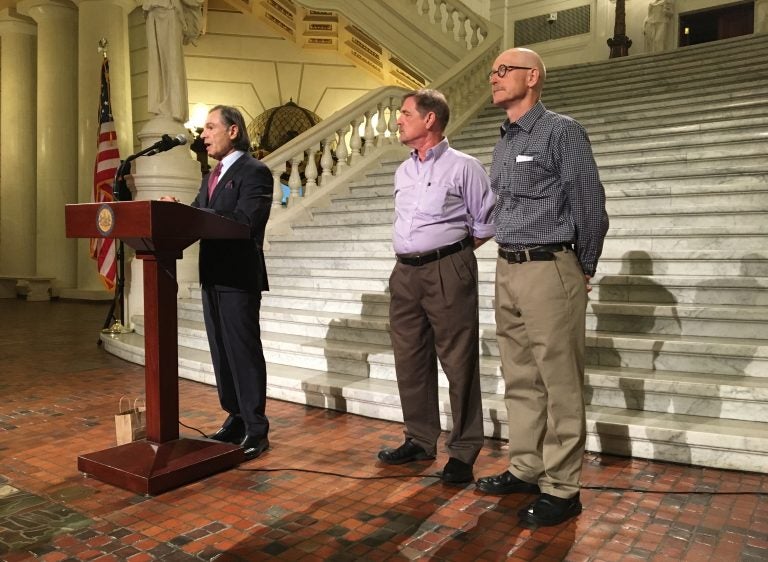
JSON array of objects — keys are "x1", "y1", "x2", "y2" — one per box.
[{"x1": 98, "y1": 38, "x2": 108, "y2": 58}]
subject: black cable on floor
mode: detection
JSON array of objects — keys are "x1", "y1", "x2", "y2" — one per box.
[
  {"x1": 232, "y1": 466, "x2": 768, "y2": 494},
  {"x1": 179, "y1": 420, "x2": 209, "y2": 438},
  {"x1": 180, "y1": 421, "x2": 768, "y2": 495}
]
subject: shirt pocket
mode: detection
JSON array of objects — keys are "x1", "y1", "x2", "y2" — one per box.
[
  {"x1": 511, "y1": 158, "x2": 549, "y2": 200},
  {"x1": 417, "y1": 184, "x2": 451, "y2": 217}
]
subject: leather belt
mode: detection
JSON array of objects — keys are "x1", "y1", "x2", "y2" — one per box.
[
  {"x1": 498, "y1": 244, "x2": 572, "y2": 264},
  {"x1": 396, "y1": 237, "x2": 473, "y2": 266}
]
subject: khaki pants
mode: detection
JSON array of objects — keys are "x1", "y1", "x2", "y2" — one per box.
[
  {"x1": 495, "y1": 249, "x2": 587, "y2": 498},
  {"x1": 389, "y1": 245, "x2": 484, "y2": 465}
]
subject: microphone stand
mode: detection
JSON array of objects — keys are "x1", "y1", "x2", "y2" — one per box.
[
  {"x1": 99, "y1": 136, "x2": 186, "y2": 342},
  {"x1": 99, "y1": 159, "x2": 133, "y2": 340}
]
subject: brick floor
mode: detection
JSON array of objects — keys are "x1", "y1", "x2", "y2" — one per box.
[{"x1": 0, "y1": 299, "x2": 767, "y2": 561}]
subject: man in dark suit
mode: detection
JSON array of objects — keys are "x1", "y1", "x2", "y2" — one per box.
[{"x1": 191, "y1": 105, "x2": 273, "y2": 460}]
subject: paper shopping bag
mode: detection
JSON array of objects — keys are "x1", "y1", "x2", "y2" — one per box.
[{"x1": 115, "y1": 396, "x2": 146, "y2": 445}]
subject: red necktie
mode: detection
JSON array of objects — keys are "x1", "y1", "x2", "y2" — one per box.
[{"x1": 207, "y1": 162, "x2": 222, "y2": 199}]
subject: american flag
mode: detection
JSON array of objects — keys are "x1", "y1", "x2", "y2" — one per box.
[{"x1": 90, "y1": 57, "x2": 121, "y2": 290}]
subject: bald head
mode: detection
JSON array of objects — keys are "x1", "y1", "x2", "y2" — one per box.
[
  {"x1": 496, "y1": 48, "x2": 546, "y2": 91},
  {"x1": 489, "y1": 47, "x2": 546, "y2": 120}
]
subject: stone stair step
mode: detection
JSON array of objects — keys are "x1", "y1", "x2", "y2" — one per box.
[
  {"x1": 584, "y1": 366, "x2": 768, "y2": 423},
  {"x1": 596, "y1": 251, "x2": 768, "y2": 277},
  {"x1": 586, "y1": 301, "x2": 768, "y2": 339},
  {"x1": 464, "y1": 100, "x2": 768, "y2": 141},
  {"x1": 603, "y1": 233, "x2": 768, "y2": 252},
  {"x1": 584, "y1": 405, "x2": 768, "y2": 474},
  {"x1": 472, "y1": 154, "x2": 768, "y2": 177},
  {"x1": 607, "y1": 209, "x2": 768, "y2": 229},
  {"x1": 267, "y1": 239, "x2": 393, "y2": 254},
  {"x1": 459, "y1": 125, "x2": 768, "y2": 160},
  {"x1": 272, "y1": 224, "x2": 392, "y2": 241},
  {"x1": 584, "y1": 331, "x2": 768, "y2": 378},
  {"x1": 130, "y1": 315, "x2": 389, "y2": 377},
  {"x1": 330, "y1": 183, "x2": 768, "y2": 217},
  {"x1": 103, "y1": 326, "x2": 768, "y2": 426},
  {"x1": 473, "y1": 87, "x2": 768, "y2": 131},
  {"x1": 308, "y1": 196, "x2": 768, "y2": 226}
]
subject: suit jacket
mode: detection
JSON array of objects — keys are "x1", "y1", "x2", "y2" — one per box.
[{"x1": 192, "y1": 152, "x2": 273, "y2": 292}]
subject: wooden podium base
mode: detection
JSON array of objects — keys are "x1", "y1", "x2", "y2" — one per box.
[{"x1": 78, "y1": 437, "x2": 245, "y2": 495}]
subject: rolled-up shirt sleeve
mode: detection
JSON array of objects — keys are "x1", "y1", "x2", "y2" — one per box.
[{"x1": 463, "y1": 158, "x2": 496, "y2": 240}]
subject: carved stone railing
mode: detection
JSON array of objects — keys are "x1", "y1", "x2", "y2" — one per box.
[
  {"x1": 262, "y1": 0, "x2": 502, "y2": 231},
  {"x1": 414, "y1": 0, "x2": 491, "y2": 50},
  {"x1": 261, "y1": 86, "x2": 408, "y2": 227}
]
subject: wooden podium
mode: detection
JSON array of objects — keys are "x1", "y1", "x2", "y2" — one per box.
[{"x1": 65, "y1": 200, "x2": 248, "y2": 495}]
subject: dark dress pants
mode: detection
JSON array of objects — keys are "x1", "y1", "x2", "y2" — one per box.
[
  {"x1": 388, "y1": 245, "x2": 484, "y2": 465},
  {"x1": 201, "y1": 285, "x2": 269, "y2": 437}
]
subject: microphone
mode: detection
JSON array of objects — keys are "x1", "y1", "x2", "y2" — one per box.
[
  {"x1": 113, "y1": 133, "x2": 191, "y2": 200},
  {"x1": 146, "y1": 133, "x2": 187, "y2": 155}
]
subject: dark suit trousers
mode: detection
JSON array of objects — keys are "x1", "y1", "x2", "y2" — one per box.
[
  {"x1": 388, "y1": 245, "x2": 484, "y2": 465},
  {"x1": 201, "y1": 286, "x2": 268, "y2": 437}
]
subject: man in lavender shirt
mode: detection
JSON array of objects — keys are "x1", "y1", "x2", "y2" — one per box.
[{"x1": 376, "y1": 89, "x2": 495, "y2": 484}]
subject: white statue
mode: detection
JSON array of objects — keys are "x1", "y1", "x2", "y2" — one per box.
[
  {"x1": 143, "y1": 0, "x2": 203, "y2": 122},
  {"x1": 644, "y1": 0, "x2": 675, "y2": 53}
]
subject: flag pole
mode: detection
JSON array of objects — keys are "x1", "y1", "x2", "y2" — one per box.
[{"x1": 96, "y1": 38, "x2": 130, "y2": 340}]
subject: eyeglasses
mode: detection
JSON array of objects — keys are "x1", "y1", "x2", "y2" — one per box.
[{"x1": 488, "y1": 64, "x2": 533, "y2": 79}]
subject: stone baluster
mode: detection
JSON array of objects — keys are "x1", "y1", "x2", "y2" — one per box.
[
  {"x1": 425, "y1": 0, "x2": 436, "y2": 23},
  {"x1": 387, "y1": 97, "x2": 399, "y2": 142},
  {"x1": 363, "y1": 110, "x2": 376, "y2": 155},
  {"x1": 349, "y1": 116, "x2": 362, "y2": 164},
  {"x1": 469, "y1": 21, "x2": 480, "y2": 48},
  {"x1": 375, "y1": 101, "x2": 388, "y2": 147},
  {"x1": 477, "y1": 24, "x2": 486, "y2": 45},
  {"x1": 335, "y1": 126, "x2": 349, "y2": 174},
  {"x1": 287, "y1": 153, "x2": 303, "y2": 208},
  {"x1": 304, "y1": 145, "x2": 318, "y2": 197},
  {"x1": 415, "y1": 0, "x2": 427, "y2": 16},
  {"x1": 320, "y1": 135, "x2": 335, "y2": 186},
  {"x1": 443, "y1": 3, "x2": 455, "y2": 40},
  {"x1": 271, "y1": 164, "x2": 285, "y2": 209},
  {"x1": 456, "y1": 13, "x2": 468, "y2": 49}
]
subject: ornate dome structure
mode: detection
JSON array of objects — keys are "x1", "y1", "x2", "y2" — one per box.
[{"x1": 247, "y1": 99, "x2": 321, "y2": 152}]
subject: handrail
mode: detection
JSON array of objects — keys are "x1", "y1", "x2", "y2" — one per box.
[{"x1": 262, "y1": 0, "x2": 502, "y2": 227}]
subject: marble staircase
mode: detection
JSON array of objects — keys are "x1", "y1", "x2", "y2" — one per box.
[{"x1": 104, "y1": 33, "x2": 768, "y2": 473}]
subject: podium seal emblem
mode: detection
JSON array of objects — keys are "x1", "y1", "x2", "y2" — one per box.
[{"x1": 96, "y1": 204, "x2": 115, "y2": 236}]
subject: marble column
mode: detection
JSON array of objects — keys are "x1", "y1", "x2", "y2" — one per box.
[
  {"x1": 17, "y1": 0, "x2": 78, "y2": 292},
  {"x1": 0, "y1": 10, "x2": 37, "y2": 277},
  {"x1": 127, "y1": 2, "x2": 202, "y2": 316},
  {"x1": 64, "y1": 0, "x2": 136, "y2": 301}
]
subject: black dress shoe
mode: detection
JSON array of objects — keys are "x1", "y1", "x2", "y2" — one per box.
[
  {"x1": 377, "y1": 439, "x2": 435, "y2": 465},
  {"x1": 475, "y1": 471, "x2": 540, "y2": 495},
  {"x1": 209, "y1": 416, "x2": 245, "y2": 444},
  {"x1": 240, "y1": 434, "x2": 269, "y2": 460},
  {"x1": 441, "y1": 458, "x2": 473, "y2": 484},
  {"x1": 518, "y1": 493, "x2": 582, "y2": 526}
]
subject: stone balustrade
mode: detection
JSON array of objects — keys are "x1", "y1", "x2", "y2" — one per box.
[
  {"x1": 264, "y1": 0, "x2": 502, "y2": 217},
  {"x1": 414, "y1": 0, "x2": 489, "y2": 50}
]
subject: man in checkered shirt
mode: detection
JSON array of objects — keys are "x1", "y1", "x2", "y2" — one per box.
[{"x1": 475, "y1": 47, "x2": 609, "y2": 527}]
